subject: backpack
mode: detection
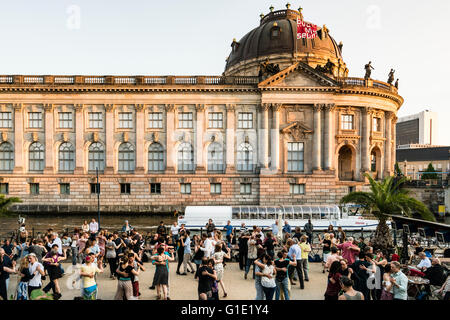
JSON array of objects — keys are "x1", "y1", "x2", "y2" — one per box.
[{"x1": 309, "y1": 254, "x2": 321, "y2": 263}]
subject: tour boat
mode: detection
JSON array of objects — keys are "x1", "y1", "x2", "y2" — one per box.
[{"x1": 178, "y1": 205, "x2": 386, "y2": 231}]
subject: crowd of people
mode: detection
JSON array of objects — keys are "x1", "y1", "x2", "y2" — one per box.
[{"x1": 1, "y1": 217, "x2": 449, "y2": 301}]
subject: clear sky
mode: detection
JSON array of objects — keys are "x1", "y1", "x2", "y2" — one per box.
[{"x1": 0, "y1": 0, "x2": 449, "y2": 144}]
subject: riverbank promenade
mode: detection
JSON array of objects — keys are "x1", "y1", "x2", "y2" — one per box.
[{"x1": 7, "y1": 261, "x2": 327, "y2": 300}]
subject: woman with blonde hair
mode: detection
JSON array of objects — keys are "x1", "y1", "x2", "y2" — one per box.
[{"x1": 16, "y1": 257, "x2": 32, "y2": 300}]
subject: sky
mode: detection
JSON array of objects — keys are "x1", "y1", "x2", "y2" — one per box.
[{"x1": 0, "y1": 0, "x2": 449, "y2": 144}]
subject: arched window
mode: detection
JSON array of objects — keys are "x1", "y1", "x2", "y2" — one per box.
[
  {"x1": 148, "y1": 143, "x2": 164, "y2": 172},
  {"x1": 58, "y1": 142, "x2": 75, "y2": 172},
  {"x1": 0, "y1": 142, "x2": 14, "y2": 171},
  {"x1": 177, "y1": 142, "x2": 194, "y2": 172},
  {"x1": 88, "y1": 142, "x2": 105, "y2": 172},
  {"x1": 207, "y1": 142, "x2": 224, "y2": 172},
  {"x1": 118, "y1": 142, "x2": 135, "y2": 172},
  {"x1": 237, "y1": 143, "x2": 253, "y2": 172},
  {"x1": 29, "y1": 142, "x2": 44, "y2": 172}
]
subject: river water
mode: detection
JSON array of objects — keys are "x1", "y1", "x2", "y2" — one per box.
[
  {"x1": 0, "y1": 213, "x2": 448, "y2": 240},
  {"x1": 0, "y1": 214, "x2": 177, "y2": 239}
]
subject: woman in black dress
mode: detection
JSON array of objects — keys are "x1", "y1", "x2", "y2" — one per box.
[
  {"x1": 151, "y1": 246, "x2": 174, "y2": 300},
  {"x1": 42, "y1": 244, "x2": 66, "y2": 300}
]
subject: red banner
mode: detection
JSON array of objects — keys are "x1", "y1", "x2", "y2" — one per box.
[{"x1": 297, "y1": 18, "x2": 317, "y2": 39}]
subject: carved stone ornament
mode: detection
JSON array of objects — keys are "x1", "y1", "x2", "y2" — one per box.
[
  {"x1": 62, "y1": 132, "x2": 69, "y2": 143},
  {"x1": 152, "y1": 132, "x2": 159, "y2": 143},
  {"x1": 123, "y1": 132, "x2": 129, "y2": 143},
  {"x1": 195, "y1": 104, "x2": 205, "y2": 112},
  {"x1": 244, "y1": 135, "x2": 249, "y2": 144},
  {"x1": 165, "y1": 104, "x2": 175, "y2": 113},
  {"x1": 92, "y1": 132, "x2": 99, "y2": 142},
  {"x1": 44, "y1": 104, "x2": 53, "y2": 112},
  {"x1": 210, "y1": 134, "x2": 216, "y2": 142},
  {"x1": 13, "y1": 103, "x2": 22, "y2": 111},
  {"x1": 313, "y1": 103, "x2": 325, "y2": 112},
  {"x1": 179, "y1": 132, "x2": 185, "y2": 142},
  {"x1": 74, "y1": 104, "x2": 83, "y2": 112},
  {"x1": 280, "y1": 122, "x2": 313, "y2": 140},
  {"x1": 32, "y1": 132, "x2": 38, "y2": 142},
  {"x1": 225, "y1": 104, "x2": 236, "y2": 112},
  {"x1": 105, "y1": 104, "x2": 114, "y2": 112},
  {"x1": 261, "y1": 103, "x2": 271, "y2": 111},
  {"x1": 272, "y1": 103, "x2": 283, "y2": 112},
  {"x1": 1, "y1": 132, "x2": 7, "y2": 142},
  {"x1": 135, "y1": 104, "x2": 144, "y2": 112},
  {"x1": 323, "y1": 103, "x2": 336, "y2": 112}
]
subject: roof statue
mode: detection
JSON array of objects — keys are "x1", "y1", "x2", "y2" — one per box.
[
  {"x1": 258, "y1": 58, "x2": 281, "y2": 81},
  {"x1": 387, "y1": 69, "x2": 395, "y2": 85},
  {"x1": 315, "y1": 58, "x2": 335, "y2": 76},
  {"x1": 364, "y1": 61, "x2": 374, "y2": 80}
]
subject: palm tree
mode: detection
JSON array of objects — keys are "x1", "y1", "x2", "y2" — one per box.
[
  {"x1": 0, "y1": 194, "x2": 21, "y2": 214},
  {"x1": 340, "y1": 173, "x2": 435, "y2": 251}
]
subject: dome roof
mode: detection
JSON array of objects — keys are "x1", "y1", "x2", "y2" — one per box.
[{"x1": 224, "y1": 8, "x2": 346, "y2": 77}]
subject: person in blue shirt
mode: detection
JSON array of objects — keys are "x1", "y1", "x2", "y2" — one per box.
[
  {"x1": 223, "y1": 221, "x2": 234, "y2": 245},
  {"x1": 287, "y1": 238, "x2": 304, "y2": 289},
  {"x1": 282, "y1": 221, "x2": 292, "y2": 242}
]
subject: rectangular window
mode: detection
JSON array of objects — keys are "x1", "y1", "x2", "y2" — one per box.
[
  {"x1": 28, "y1": 112, "x2": 42, "y2": 128},
  {"x1": 58, "y1": 112, "x2": 73, "y2": 129},
  {"x1": 240, "y1": 183, "x2": 252, "y2": 195},
  {"x1": 60, "y1": 183, "x2": 70, "y2": 195},
  {"x1": 210, "y1": 183, "x2": 222, "y2": 194},
  {"x1": 88, "y1": 112, "x2": 103, "y2": 129},
  {"x1": 372, "y1": 117, "x2": 381, "y2": 132},
  {"x1": 290, "y1": 184, "x2": 305, "y2": 195},
  {"x1": 178, "y1": 112, "x2": 193, "y2": 129},
  {"x1": 150, "y1": 183, "x2": 161, "y2": 194},
  {"x1": 148, "y1": 112, "x2": 163, "y2": 129},
  {"x1": 29, "y1": 183, "x2": 39, "y2": 195},
  {"x1": 341, "y1": 114, "x2": 354, "y2": 130},
  {"x1": 0, "y1": 112, "x2": 12, "y2": 128},
  {"x1": 119, "y1": 112, "x2": 133, "y2": 129},
  {"x1": 287, "y1": 142, "x2": 304, "y2": 172},
  {"x1": 90, "y1": 183, "x2": 100, "y2": 194},
  {"x1": 238, "y1": 112, "x2": 253, "y2": 129},
  {"x1": 0, "y1": 183, "x2": 9, "y2": 194},
  {"x1": 120, "y1": 183, "x2": 131, "y2": 194},
  {"x1": 180, "y1": 183, "x2": 191, "y2": 194},
  {"x1": 208, "y1": 112, "x2": 223, "y2": 129}
]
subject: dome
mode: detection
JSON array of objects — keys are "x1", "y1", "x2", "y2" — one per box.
[{"x1": 224, "y1": 8, "x2": 347, "y2": 77}]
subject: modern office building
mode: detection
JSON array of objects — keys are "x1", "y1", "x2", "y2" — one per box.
[
  {"x1": 0, "y1": 6, "x2": 403, "y2": 214},
  {"x1": 396, "y1": 110, "x2": 438, "y2": 147}
]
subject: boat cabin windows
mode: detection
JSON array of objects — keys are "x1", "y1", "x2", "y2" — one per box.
[{"x1": 229, "y1": 205, "x2": 340, "y2": 221}]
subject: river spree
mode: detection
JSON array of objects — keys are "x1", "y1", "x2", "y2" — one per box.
[{"x1": 0, "y1": 214, "x2": 177, "y2": 238}]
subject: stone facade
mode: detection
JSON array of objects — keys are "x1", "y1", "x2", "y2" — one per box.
[{"x1": 0, "y1": 8, "x2": 403, "y2": 214}]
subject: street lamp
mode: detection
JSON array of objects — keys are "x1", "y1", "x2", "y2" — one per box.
[{"x1": 96, "y1": 167, "x2": 100, "y2": 230}]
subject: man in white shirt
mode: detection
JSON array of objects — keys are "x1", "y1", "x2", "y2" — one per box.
[
  {"x1": 50, "y1": 233, "x2": 63, "y2": 255},
  {"x1": 28, "y1": 253, "x2": 45, "y2": 296},
  {"x1": 89, "y1": 219, "x2": 99, "y2": 235},
  {"x1": 171, "y1": 221, "x2": 180, "y2": 244},
  {"x1": 200, "y1": 233, "x2": 215, "y2": 258},
  {"x1": 416, "y1": 252, "x2": 432, "y2": 272},
  {"x1": 270, "y1": 221, "x2": 279, "y2": 237}
]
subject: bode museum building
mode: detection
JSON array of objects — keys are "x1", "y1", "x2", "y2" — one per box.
[{"x1": 0, "y1": 6, "x2": 403, "y2": 214}]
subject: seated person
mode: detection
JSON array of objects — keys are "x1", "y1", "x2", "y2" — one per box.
[{"x1": 425, "y1": 258, "x2": 447, "y2": 287}]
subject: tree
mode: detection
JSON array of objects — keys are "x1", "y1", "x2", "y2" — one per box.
[
  {"x1": 421, "y1": 163, "x2": 439, "y2": 180},
  {"x1": 340, "y1": 173, "x2": 435, "y2": 251},
  {"x1": 0, "y1": 194, "x2": 21, "y2": 214}
]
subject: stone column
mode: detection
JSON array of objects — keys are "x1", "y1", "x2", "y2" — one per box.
[
  {"x1": 135, "y1": 104, "x2": 145, "y2": 173},
  {"x1": 361, "y1": 108, "x2": 371, "y2": 174},
  {"x1": 165, "y1": 104, "x2": 175, "y2": 173},
  {"x1": 74, "y1": 104, "x2": 84, "y2": 174},
  {"x1": 323, "y1": 103, "x2": 335, "y2": 170},
  {"x1": 105, "y1": 104, "x2": 114, "y2": 173},
  {"x1": 260, "y1": 103, "x2": 270, "y2": 169},
  {"x1": 13, "y1": 104, "x2": 23, "y2": 173},
  {"x1": 384, "y1": 111, "x2": 393, "y2": 177},
  {"x1": 225, "y1": 104, "x2": 236, "y2": 173},
  {"x1": 270, "y1": 103, "x2": 281, "y2": 172},
  {"x1": 392, "y1": 116, "x2": 398, "y2": 174},
  {"x1": 312, "y1": 104, "x2": 322, "y2": 171},
  {"x1": 43, "y1": 104, "x2": 54, "y2": 173},
  {"x1": 195, "y1": 104, "x2": 205, "y2": 173}
]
